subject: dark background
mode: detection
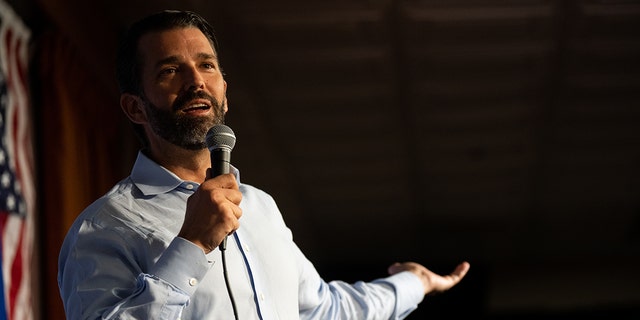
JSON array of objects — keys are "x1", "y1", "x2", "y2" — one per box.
[{"x1": 9, "y1": 0, "x2": 640, "y2": 318}]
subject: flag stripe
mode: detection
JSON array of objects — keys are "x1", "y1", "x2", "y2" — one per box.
[{"x1": 0, "y1": 0, "x2": 35, "y2": 319}]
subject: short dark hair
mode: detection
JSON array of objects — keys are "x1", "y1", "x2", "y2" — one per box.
[
  {"x1": 115, "y1": 10, "x2": 221, "y2": 148},
  {"x1": 116, "y1": 10, "x2": 221, "y2": 95}
]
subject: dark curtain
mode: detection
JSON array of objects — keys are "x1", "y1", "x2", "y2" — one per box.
[{"x1": 33, "y1": 29, "x2": 137, "y2": 320}]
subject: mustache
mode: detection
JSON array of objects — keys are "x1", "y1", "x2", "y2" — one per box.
[{"x1": 172, "y1": 91, "x2": 219, "y2": 111}]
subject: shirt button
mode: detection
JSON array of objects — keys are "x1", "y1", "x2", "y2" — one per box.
[
  {"x1": 259, "y1": 293, "x2": 265, "y2": 301},
  {"x1": 244, "y1": 245, "x2": 251, "y2": 252},
  {"x1": 189, "y1": 278, "x2": 198, "y2": 286},
  {"x1": 185, "y1": 184, "x2": 194, "y2": 190}
]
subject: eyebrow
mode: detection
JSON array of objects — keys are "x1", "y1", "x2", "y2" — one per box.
[{"x1": 154, "y1": 53, "x2": 218, "y2": 69}]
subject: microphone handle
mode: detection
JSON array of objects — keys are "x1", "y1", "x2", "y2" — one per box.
[
  {"x1": 210, "y1": 148, "x2": 231, "y2": 177},
  {"x1": 209, "y1": 148, "x2": 231, "y2": 251}
]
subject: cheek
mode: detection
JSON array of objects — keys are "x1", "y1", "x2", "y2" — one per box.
[
  {"x1": 206, "y1": 82, "x2": 227, "y2": 101},
  {"x1": 205, "y1": 73, "x2": 226, "y2": 92},
  {"x1": 143, "y1": 85, "x2": 177, "y2": 108},
  {"x1": 210, "y1": 79, "x2": 225, "y2": 91}
]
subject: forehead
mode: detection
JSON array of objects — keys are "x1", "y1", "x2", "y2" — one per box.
[{"x1": 137, "y1": 27, "x2": 217, "y2": 64}]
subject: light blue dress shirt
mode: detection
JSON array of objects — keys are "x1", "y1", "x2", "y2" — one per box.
[{"x1": 58, "y1": 151, "x2": 425, "y2": 319}]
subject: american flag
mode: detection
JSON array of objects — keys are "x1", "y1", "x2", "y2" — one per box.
[{"x1": 0, "y1": 1, "x2": 35, "y2": 319}]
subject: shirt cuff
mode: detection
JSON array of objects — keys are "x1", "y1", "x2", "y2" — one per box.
[
  {"x1": 149, "y1": 237, "x2": 214, "y2": 296},
  {"x1": 378, "y1": 271, "x2": 425, "y2": 318}
]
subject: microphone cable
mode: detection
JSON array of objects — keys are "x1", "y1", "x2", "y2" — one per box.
[{"x1": 220, "y1": 240, "x2": 239, "y2": 320}]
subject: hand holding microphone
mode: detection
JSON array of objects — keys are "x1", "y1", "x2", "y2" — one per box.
[
  {"x1": 205, "y1": 124, "x2": 238, "y2": 251},
  {"x1": 178, "y1": 124, "x2": 242, "y2": 254}
]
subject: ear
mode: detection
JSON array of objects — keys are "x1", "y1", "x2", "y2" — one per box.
[{"x1": 120, "y1": 93, "x2": 147, "y2": 124}]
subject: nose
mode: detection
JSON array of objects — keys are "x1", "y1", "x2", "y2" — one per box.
[{"x1": 184, "y1": 66, "x2": 205, "y2": 91}]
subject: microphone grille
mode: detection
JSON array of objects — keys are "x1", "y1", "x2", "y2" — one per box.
[{"x1": 206, "y1": 124, "x2": 236, "y2": 151}]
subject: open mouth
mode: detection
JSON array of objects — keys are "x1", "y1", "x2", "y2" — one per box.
[{"x1": 181, "y1": 103, "x2": 210, "y2": 114}]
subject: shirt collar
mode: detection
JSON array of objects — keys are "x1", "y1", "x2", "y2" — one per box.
[{"x1": 130, "y1": 150, "x2": 241, "y2": 196}]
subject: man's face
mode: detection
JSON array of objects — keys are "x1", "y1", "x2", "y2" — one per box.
[{"x1": 137, "y1": 27, "x2": 227, "y2": 150}]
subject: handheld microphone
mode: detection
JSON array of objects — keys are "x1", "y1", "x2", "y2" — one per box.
[
  {"x1": 205, "y1": 124, "x2": 236, "y2": 250},
  {"x1": 206, "y1": 124, "x2": 240, "y2": 320}
]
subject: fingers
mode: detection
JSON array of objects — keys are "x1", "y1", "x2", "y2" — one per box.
[
  {"x1": 387, "y1": 261, "x2": 433, "y2": 275},
  {"x1": 388, "y1": 261, "x2": 471, "y2": 295},
  {"x1": 201, "y1": 173, "x2": 242, "y2": 202},
  {"x1": 199, "y1": 174, "x2": 242, "y2": 222},
  {"x1": 388, "y1": 261, "x2": 420, "y2": 275},
  {"x1": 447, "y1": 261, "x2": 470, "y2": 283},
  {"x1": 388, "y1": 262, "x2": 400, "y2": 275},
  {"x1": 179, "y1": 173, "x2": 243, "y2": 253}
]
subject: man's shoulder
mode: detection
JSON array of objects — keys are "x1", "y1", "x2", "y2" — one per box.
[{"x1": 72, "y1": 176, "x2": 137, "y2": 223}]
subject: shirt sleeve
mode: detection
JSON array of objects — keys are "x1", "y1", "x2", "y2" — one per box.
[
  {"x1": 58, "y1": 219, "x2": 213, "y2": 320},
  {"x1": 247, "y1": 184, "x2": 425, "y2": 320},
  {"x1": 296, "y1": 245, "x2": 425, "y2": 320},
  {"x1": 373, "y1": 271, "x2": 426, "y2": 319}
]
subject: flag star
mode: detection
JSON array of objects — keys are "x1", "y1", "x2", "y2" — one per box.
[
  {"x1": 1, "y1": 170, "x2": 11, "y2": 188},
  {"x1": 6, "y1": 193, "x2": 15, "y2": 211}
]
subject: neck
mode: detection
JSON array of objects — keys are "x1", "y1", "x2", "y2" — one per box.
[{"x1": 146, "y1": 143, "x2": 210, "y2": 183}]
